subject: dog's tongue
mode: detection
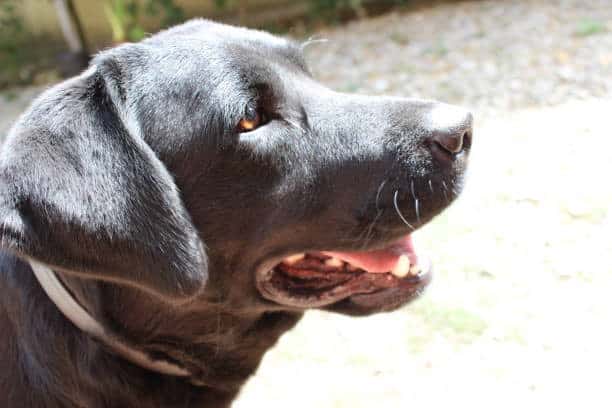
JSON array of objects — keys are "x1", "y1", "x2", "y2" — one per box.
[{"x1": 323, "y1": 235, "x2": 417, "y2": 273}]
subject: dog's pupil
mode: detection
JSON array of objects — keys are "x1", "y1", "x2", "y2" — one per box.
[{"x1": 238, "y1": 106, "x2": 261, "y2": 132}]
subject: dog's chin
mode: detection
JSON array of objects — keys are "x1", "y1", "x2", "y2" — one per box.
[{"x1": 255, "y1": 234, "x2": 432, "y2": 315}]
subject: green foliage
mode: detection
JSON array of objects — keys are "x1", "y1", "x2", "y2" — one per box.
[
  {"x1": 0, "y1": 1, "x2": 62, "y2": 90},
  {"x1": 145, "y1": 0, "x2": 184, "y2": 27},
  {"x1": 311, "y1": 0, "x2": 412, "y2": 21},
  {"x1": 310, "y1": 0, "x2": 363, "y2": 12},
  {"x1": 213, "y1": 0, "x2": 230, "y2": 9},
  {"x1": 309, "y1": 0, "x2": 365, "y2": 21},
  {"x1": 104, "y1": 0, "x2": 185, "y2": 43},
  {"x1": 212, "y1": 0, "x2": 412, "y2": 24},
  {"x1": 0, "y1": 0, "x2": 27, "y2": 88},
  {"x1": 0, "y1": 0, "x2": 24, "y2": 57}
]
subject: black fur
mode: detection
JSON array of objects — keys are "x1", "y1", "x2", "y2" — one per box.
[{"x1": 0, "y1": 20, "x2": 471, "y2": 407}]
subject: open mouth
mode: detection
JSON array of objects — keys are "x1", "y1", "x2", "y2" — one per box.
[{"x1": 256, "y1": 235, "x2": 431, "y2": 310}]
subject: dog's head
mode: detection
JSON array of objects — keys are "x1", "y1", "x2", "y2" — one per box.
[{"x1": 0, "y1": 20, "x2": 471, "y2": 315}]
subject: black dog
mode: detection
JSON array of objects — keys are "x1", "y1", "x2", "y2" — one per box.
[{"x1": 0, "y1": 20, "x2": 472, "y2": 407}]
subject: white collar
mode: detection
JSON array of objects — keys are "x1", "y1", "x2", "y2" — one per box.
[{"x1": 29, "y1": 260, "x2": 192, "y2": 379}]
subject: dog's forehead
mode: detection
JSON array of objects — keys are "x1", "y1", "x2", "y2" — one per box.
[
  {"x1": 145, "y1": 19, "x2": 303, "y2": 64},
  {"x1": 194, "y1": 20, "x2": 290, "y2": 48}
]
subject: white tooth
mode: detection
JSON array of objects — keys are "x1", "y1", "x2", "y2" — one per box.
[
  {"x1": 391, "y1": 255, "x2": 411, "y2": 278},
  {"x1": 409, "y1": 265, "x2": 420, "y2": 276},
  {"x1": 325, "y1": 257, "x2": 343, "y2": 268},
  {"x1": 284, "y1": 254, "x2": 305, "y2": 265}
]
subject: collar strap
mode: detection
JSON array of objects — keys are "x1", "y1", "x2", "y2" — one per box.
[{"x1": 29, "y1": 260, "x2": 192, "y2": 379}]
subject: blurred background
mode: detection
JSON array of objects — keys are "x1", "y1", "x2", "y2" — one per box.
[{"x1": 2, "y1": 0, "x2": 612, "y2": 407}]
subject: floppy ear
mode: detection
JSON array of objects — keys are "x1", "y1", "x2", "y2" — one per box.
[{"x1": 0, "y1": 49, "x2": 207, "y2": 303}]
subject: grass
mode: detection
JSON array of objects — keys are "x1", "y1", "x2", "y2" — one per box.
[
  {"x1": 413, "y1": 299, "x2": 488, "y2": 344},
  {"x1": 0, "y1": 35, "x2": 62, "y2": 91},
  {"x1": 1, "y1": 91, "x2": 18, "y2": 102},
  {"x1": 574, "y1": 19, "x2": 607, "y2": 37},
  {"x1": 341, "y1": 81, "x2": 360, "y2": 93},
  {"x1": 424, "y1": 39, "x2": 449, "y2": 57},
  {"x1": 389, "y1": 31, "x2": 410, "y2": 45}
]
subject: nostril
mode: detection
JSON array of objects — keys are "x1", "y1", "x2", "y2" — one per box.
[
  {"x1": 426, "y1": 104, "x2": 473, "y2": 157},
  {"x1": 433, "y1": 128, "x2": 466, "y2": 154},
  {"x1": 462, "y1": 129, "x2": 473, "y2": 150}
]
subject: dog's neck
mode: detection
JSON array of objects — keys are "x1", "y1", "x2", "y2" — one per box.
[
  {"x1": 29, "y1": 260, "x2": 196, "y2": 381},
  {"x1": 28, "y1": 259, "x2": 302, "y2": 394}
]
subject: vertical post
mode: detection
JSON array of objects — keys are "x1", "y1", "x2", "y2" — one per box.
[
  {"x1": 51, "y1": 0, "x2": 89, "y2": 76},
  {"x1": 52, "y1": 0, "x2": 88, "y2": 54}
]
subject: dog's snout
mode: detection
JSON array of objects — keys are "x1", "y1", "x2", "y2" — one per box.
[{"x1": 426, "y1": 104, "x2": 473, "y2": 156}]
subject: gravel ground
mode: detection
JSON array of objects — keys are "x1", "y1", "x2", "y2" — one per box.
[
  {"x1": 1, "y1": 0, "x2": 611, "y2": 406},
  {"x1": 305, "y1": 0, "x2": 612, "y2": 116}
]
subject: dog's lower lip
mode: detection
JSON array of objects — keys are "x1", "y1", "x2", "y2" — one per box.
[{"x1": 255, "y1": 235, "x2": 432, "y2": 309}]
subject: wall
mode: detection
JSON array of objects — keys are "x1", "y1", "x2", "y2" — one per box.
[{"x1": 10, "y1": 0, "x2": 308, "y2": 49}]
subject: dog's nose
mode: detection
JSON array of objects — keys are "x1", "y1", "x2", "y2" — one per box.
[{"x1": 426, "y1": 104, "x2": 473, "y2": 155}]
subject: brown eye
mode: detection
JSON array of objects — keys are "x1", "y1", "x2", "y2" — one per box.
[
  {"x1": 237, "y1": 106, "x2": 263, "y2": 132},
  {"x1": 237, "y1": 115, "x2": 261, "y2": 132}
]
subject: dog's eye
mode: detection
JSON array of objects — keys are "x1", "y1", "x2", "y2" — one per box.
[{"x1": 237, "y1": 106, "x2": 265, "y2": 133}]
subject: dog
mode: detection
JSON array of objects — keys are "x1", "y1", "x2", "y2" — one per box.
[{"x1": 0, "y1": 20, "x2": 472, "y2": 407}]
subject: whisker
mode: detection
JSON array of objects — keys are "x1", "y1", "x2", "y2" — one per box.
[
  {"x1": 355, "y1": 179, "x2": 388, "y2": 249},
  {"x1": 428, "y1": 179, "x2": 434, "y2": 194},
  {"x1": 441, "y1": 181, "x2": 449, "y2": 202},
  {"x1": 301, "y1": 36, "x2": 329, "y2": 50},
  {"x1": 340, "y1": 221, "x2": 377, "y2": 246},
  {"x1": 360, "y1": 210, "x2": 383, "y2": 250},
  {"x1": 393, "y1": 190, "x2": 415, "y2": 230},
  {"x1": 353, "y1": 219, "x2": 371, "y2": 244},
  {"x1": 410, "y1": 180, "x2": 420, "y2": 224},
  {"x1": 450, "y1": 179, "x2": 461, "y2": 196},
  {"x1": 375, "y1": 179, "x2": 387, "y2": 211},
  {"x1": 358, "y1": 179, "x2": 390, "y2": 248}
]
